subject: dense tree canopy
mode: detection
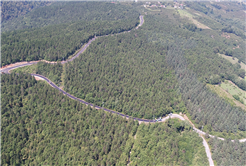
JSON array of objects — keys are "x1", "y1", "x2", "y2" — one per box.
[
  {"x1": 2, "y1": 2, "x2": 139, "y2": 32},
  {"x1": 1, "y1": 73, "x2": 139, "y2": 165},
  {"x1": 129, "y1": 119, "x2": 208, "y2": 166},
  {"x1": 2, "y1": 18, "x2": 139, "y2": 66},
  {"x1": 2, "y1": 73, "x2": 207, "y2": 165},
  {"x1": 209, "y1": 137, "x2": 246, "y2": 166},
  {"x1": 63, "y1": 31, "x2": 186, "y2": 119}
]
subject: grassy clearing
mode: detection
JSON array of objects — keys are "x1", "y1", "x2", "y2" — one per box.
[
  {"x1": 144, "y1": 7, "x2": 161, "y2": 12},
  {"x1": 178, "y1": 9, "x2": 211, "y2": 29},
  {"x1": 11, "y1": 64, "x2": 37, "y2": 74},
  {"x1": 221, "y1": 80, "x2": 246, "y2": 106},
  {"x1": 178, "y1": 9, "x2": 194, "y2": 18},
  {"x1": 207, "y1": 84, "x2": 236, "y2": 106},
  {"x1": 207, "y1": 84, "x2": 246, "y2": 110},
  {"x1": 218, "y1": 53, "x2": 246, "y2": 72}
]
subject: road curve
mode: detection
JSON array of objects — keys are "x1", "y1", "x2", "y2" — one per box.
[
  {"x1": 1, "y1": 15, "x2": 144, "y2": 73},
  {"x1": 29, "y1": 74, "x2": 246, "y2": 143},
  {"x1": 200, "y1": 135, "x2": 214, "y2": 166},
  {"x1": 30, "y1": 74, "x2": 155, "y2": 123},
  {"x1": 1, "y1": 14, "x2": 245, "y2": 165},
  {"x1": 30, "y1": 74, "x2": 215, "y2": 165}
]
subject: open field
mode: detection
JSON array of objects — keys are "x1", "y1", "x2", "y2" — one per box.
[
  {"x1": 207, "y1": 84, "x2": 246, "y2": 110},
  {"x1": 218, "y1": 53, "x2": 246, "y2": 71},
  {"x1": 178, "y1": 9, "x2": 211, "y2": 29},
  {"x1": 144, "y1": 7, "x2": 161, "y2": 12},
  {"x1": 221, "y1": 80, "x2": 246, "y2": 106}
]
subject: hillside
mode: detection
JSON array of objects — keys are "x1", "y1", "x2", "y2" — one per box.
[
  {"x1": 1, "y1": 2, "x2": 139, "y2": 32},
  {"x1": 2, "y1": 1, "x2": 246, "y2": 165},
  {"x1": 1, "y1": 73, "x2": 206, "y2": 165}
]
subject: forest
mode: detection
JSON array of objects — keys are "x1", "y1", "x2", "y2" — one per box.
[
  {"x1": 1, "y1": 73, "x2": 206, "y2": 165},
  {"x1": 2, "y1": 2, "x2": 139, "y2": 32},
  {"x1": 208, "y1": 137, "x2": 246, "y2": 165},
  {"x1": 2, "y1": 17, "x2": 139, "y2": 66},
  {"x1": 1, "y1": 73, "x2": 138, "y2": 165},
  {"x1": 129, "y1": 119, "x2": 208, "y2": 165},
  {"x1": 12, "y1": 5, "x2": 246, "y2": 137},
  {"x1": 2, "y1": 1, "x2": 246, "y2": 165},
  {"x1": 63, "y1": 31, "x2": 186, "y2": 119},
  {"x1": 1, "y1": 1, "x2": 51, "y2": 23}
]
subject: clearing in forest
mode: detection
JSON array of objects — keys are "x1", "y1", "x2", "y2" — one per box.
[
  {"x1": 178, "y1": 9, "x2": 211, "y2": 29},
  {"x1": 218, "y1": 53, "x2": 246, "y2": 72},
  {"x1": 220, "y1": 80, "x2": 246, "y2": 107},
  {"x1": 207, "y1": 84, "x2": 246, "y2": 110}
]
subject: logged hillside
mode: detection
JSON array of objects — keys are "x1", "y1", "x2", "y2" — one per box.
[
  {"x1": 1, "y1": 2, "x2": 139, "y2": 32},
  {"x1": 1, "y1": 73, "x2": 206, "y2": 165}
]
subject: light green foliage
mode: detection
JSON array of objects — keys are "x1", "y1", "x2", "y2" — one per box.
[
  {"x1": 129, "y1": 119, "x2": 208, "y2": 166},
  {"x1": 221, "y1": 81, "x2": 246, "y2": 105}
]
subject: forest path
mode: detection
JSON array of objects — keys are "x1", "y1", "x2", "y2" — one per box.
[{"x1": 1, "y1": 15, "x2": 144, "y2": 73}]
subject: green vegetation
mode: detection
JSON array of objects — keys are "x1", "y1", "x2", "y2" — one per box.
[
  {"x1": 139, "y1": 8, "x2": 246, "y2": 135},
  {"x1": 208, "y1": 137, "x2": 246, "y2": 166},
  {"x1": 1, "y1": 73, "x2": 139, "y2": 165},
  {"x1": 221, "y1": 80, "x2": 246, "y2": 105},
  {"x1": 1, "y1": 1, "x2": 51, "y2": 23},
  {"x1": 2, "y1": 2, "x2": 139, "y2": 32},
  {"x1": 186, "y1": 2, "x2": 246, "y2": 64},
  {"x1": 1, "y1": 73, "x2": 207, "y2": 165},
  {"x1": 2, "y1": 18, "x2": 138, "y2": 66},
  {"x1": 12, "y1": 62, "x2": 63, "y2": 85},
  {"x1": 129, "y1": 119, "x2": 208, "y2": 166},
  {"x1": 11, "y1": 64, "x2": 37, "y2": 74},
  {"x1": 206, "y1": 84, "x2": 246, "y2": 110},
  {"x1": 63, "y1": 31, "x2": 186, "y2": 119}
]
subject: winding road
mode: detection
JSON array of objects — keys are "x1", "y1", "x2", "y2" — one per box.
[
  {"x1": 1, "y1": 15, "x2": 144, "y2": 73},
  {"x1": 2, "y1": 14, "x2": 245, "y2": 166}
]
